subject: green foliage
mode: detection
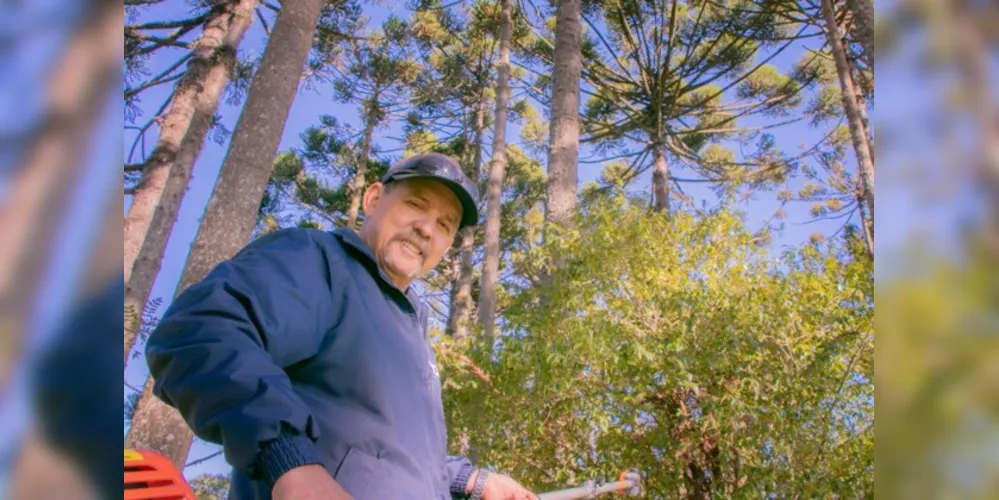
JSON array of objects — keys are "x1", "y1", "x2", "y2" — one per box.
[
  {"x1": 438, "y1": 196, "x2": 873, "y2": 497},
  {"x1": 878, "y1": 244, "x2": 999, "y2": 498},
  {"x1": 737, "y1": 64, "x2": 803, "y2": 114},
  {"x1": 554, "y1": 0, "x2": 822, "y2": 197},
  {"x1": 255, "y1": 114, "x2": 394, "y2": 234},
  {"x1": 189, "y1": 473, "x2": 230, "y2": 500}
]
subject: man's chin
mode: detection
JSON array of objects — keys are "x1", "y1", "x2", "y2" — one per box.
[{"x1": 385, "y1": 259, "x2": 424, "y2": 280}]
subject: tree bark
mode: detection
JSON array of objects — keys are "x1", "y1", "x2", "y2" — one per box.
[
  {"x1": 125, "y1": 0, "x2": 325, "y2": 468},
  {"x1": 346, "y1": 98, "x2": 379, "y2": 230},
  {"x1": 857, "y1": 194, "x2": 874, "y2": 258},
  {"x1": 477, "y1": 0, "x2": 513, "y2": 341},
  {"x1": 0, "y1": 0, "x2": 120, "y2": 394},
  {"x1": 449, "y1": 97, "x2": 486, "y2": 339},
  {"x1": 543, "y1": 0, "x2": 582, "y2": 229},
  {"x1": 845, "y1": 0, "x2": 873, "y2": 70},
  {"x1": 822, "y1": 0, "x2": 874, "y2": 246},
  {"x1": 447, "y1": 249, "x2": 463, "y2": 336},
  {"x1": 652, "y1": 142, "x2": 670, "y2": 213},
  {"x1": 124, "y1": 0, "x2": 256, "y2": 364}
]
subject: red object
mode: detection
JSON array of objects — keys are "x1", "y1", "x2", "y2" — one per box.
[{"x1": 124, "y1": 449, "x2": 197, "y2": 500}]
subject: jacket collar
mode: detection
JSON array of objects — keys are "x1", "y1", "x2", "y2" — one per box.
[{"x1": 331, "y1": 227, "x2": 424, "y2": 312}]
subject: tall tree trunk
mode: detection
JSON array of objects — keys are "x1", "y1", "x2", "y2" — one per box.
[
  {"x1": 478, "y1": 0, "x2": 513, "y2": 341},
  {"x1": 857, "y1": 195, "x2": 874, "y2": 257},
  {"x1": 125, "y1": 0, "x2": 325, "y2": 468},
  {"x1": 124, "y1": 0, "x2": 256, "y2": 364},
  {"x1": 449, "y1": 97, "x2": 487, "y2": 338},
  {"x1": 543, "y1": 0, "x2": 582, "y2": 229},
  {"x1": 346, "y1": 97, "x2": 379, "y2": 230},
  {"x1": 652, "y1": 142, "x2": 670, "y2": 212},
  {"x1": 447, "y1": 250, "x2": 462, "y2": 336},
  {"x1": 845, "y1": 0, "x2": 873, "y2": 70},
  {"x1": 822, "y1": 0, "x2": 874, "y2": 244},
  {"x1": 0, "y1": 0, "x2": 119, "y2": 394}
]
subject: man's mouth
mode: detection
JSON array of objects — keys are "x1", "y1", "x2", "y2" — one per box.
[{"x1": 399, "y1": 239, "x2": 424, "y2": 258}]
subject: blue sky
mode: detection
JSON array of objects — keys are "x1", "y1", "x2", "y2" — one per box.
[{"x1": 117, "y1": 0, "x2": 887, "y2": 481}]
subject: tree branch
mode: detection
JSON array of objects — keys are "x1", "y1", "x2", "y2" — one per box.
[
  {"x1": 127, "y1": 12, "x2": 213, "y2": 32},
  {"x1": 255, "y1": 7, "x2": 271, "y2": 36},
  {"x1": 185, "y1": 450, "x2": 223, "y2": 467},
  {"x1": 125, "y1": 53, "x2": 191, "y2": 99}
]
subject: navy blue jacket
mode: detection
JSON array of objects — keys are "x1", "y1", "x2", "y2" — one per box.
[{"x1": 144, "y1": 227, "x2": 476, "y2": 499}]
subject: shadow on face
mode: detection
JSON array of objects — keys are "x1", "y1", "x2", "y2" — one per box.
[{"x1": 360, "y1": 178, "x2": 462, "y2": 289}]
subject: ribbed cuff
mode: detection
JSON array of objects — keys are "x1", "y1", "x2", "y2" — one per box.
[
  {"x1": 255, "y1": 429, "x2": 323, "y2": 488},
  {"x1": 450, "y1": 463, "x2": 477, "y2": 497}
]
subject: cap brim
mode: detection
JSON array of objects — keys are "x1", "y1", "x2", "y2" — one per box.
[{"x1": 385, "y1": 173, "x2": 479, "y2": 229}]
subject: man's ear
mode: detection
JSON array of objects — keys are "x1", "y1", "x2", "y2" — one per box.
[{"x1": 362, "y1": 182, "x2": 385, "y2": 215}]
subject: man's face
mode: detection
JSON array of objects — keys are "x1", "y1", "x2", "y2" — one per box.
[{"x1": 360, "y1": 178, "x2": 462, "y2": 290}]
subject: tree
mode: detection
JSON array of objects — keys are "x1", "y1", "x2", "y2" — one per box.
[
  {"x1": 549, "y1": 0, "x2": 809, "y2": 213},
  {"x1": 820, "y1": 0, "x2": 874, "y2": 250},
  {"x1": 438, "y1": 195, "x2": 873, "y2": 497},
  {"x1": 543, "y1": 0, "x2": 583, "y2": 228},
  {"x1": 125, "y1": 0, "x2": 330, "y2": 467},
  {"x1": 408, "y1": 0, "x2": 503, "y2": 338},
  {"x1": 328, "y1": 16, "x2": 422, "y2": 229},
  {"x1": 478, "y1": 0, "x2": 514, "y2": 340},
  {"x1": 124, "y1": 0, "x2": 257, "y2": 365},
  {"x1": 845, "y1": 0, "x2": 873, "y2": 69},
  {"x1": 257, "y1": 116, "x2": 390, "y2": 233}
]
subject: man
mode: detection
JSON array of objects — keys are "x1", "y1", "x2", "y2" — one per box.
[{"x1": 144, "y1": 153, "x2": 536, "y2": 500}]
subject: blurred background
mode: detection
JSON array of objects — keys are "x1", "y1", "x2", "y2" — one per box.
[{"x1": 0, "y1": 0, "x2": 994, "y2": 497}]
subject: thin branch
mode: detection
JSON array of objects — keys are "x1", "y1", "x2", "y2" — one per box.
[
  {"x1": 127, "y1": 94, "x2": 173, "y2": 163},
  {"x1": 185, "y1": 450, "x2": 223, "y2": 467},
  {"x1": 127, "y1": 12, "x2": 214, "y2": 32},
  {"x1": 437, "y1": 343, "x2": 492, "y2": 386},
  {"x1": 255, "y1": 7, "x2": 271, "y2": 36},
  {"x1": 125, "y1": 52, "x2": 190, "y2": 99},
  {"x1": 130, "y1": 27, "x2": 197, "y2": 56}
]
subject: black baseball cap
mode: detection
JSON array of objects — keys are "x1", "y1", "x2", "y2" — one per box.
[{"x1": 380, "y1": 153, "x2": 480, "y2": 229}]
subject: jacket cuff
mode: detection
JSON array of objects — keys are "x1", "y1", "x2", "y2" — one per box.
[
  {"x1": 450, "y1": 462, "x2": 477, "y2": 497},
  {"x1": 255, "y1": 429, "x2": 323, "y2": 488}
]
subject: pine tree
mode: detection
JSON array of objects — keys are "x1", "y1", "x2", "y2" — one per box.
[
  {"x1": 820, "y1": 0, "x2": 873, "y2": 249},
  {"x1": 478, "y1": 0, "x2": 514, "y2": 339},
  {"x1": 408, "y1": 0, "x2": 501, "y2": 338},
  {"x1": 526, "y1": 0, "x2": 811, "y2": 213},
  {"x1": 124, "y1": 0, "x2": 257, "y2": 364},
  {"x1": 544, "y1": 0, "x2": 583, "y2": 227},
  {"x1": 328, "y1": 16, "x2": 422, "y2": 229}
]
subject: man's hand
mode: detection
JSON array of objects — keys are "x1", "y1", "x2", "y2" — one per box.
[
  {"x1": 467, "y1": 470, "x2": 538, "y2": 500},
  {"x1": 272, "y1": 464, "x2": 353, "y2": 500}
]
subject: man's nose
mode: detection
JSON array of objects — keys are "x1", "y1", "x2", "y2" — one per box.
[{"x1": 412, "y1": 217, "x2": 433, "y2": 238}]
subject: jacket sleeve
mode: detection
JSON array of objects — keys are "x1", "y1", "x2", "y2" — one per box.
[
  {"x1": 144, "y1": 228, "x2": 339, "y2": 486},
  {"x1": 447, "y1": 455, "x2": 477, "y2": 498}
]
